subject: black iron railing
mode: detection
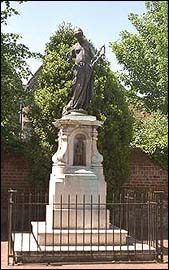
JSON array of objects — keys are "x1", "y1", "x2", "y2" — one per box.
[{"x1": 7, "y1": 189, "x2": 164, "y2": 265}]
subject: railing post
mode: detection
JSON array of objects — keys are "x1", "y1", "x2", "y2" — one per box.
[
  {"x1": 7, "y1": 188, "x2": 17, "y2": 265},
  {"x1": 154, "y1": 191, "x2": 164, "y2": 262},
  {"x1": 159, "y1": 191, "x2": 164, "y2": 262}
]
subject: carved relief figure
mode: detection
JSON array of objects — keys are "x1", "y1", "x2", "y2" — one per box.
[{"x1": 73, "y1": 135, "x2": 86, "y2": 166}]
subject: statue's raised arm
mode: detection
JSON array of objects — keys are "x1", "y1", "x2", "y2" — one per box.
[
  {"x1": 91, "y1": 45, "x2": 105, "y2": 67},
  {"x1": 66, "y1": 45, "x2": 76, "y2": 61}
]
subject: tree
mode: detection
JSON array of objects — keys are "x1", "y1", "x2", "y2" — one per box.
[
  {"x1": 110, "y1": 1, "x2": 168, "y2": 170},
  {"x1": 110, "y1": 1, "x2": 168, "y2": 114},
  {"x1": 131, "y1": 108, "x2": 168, "y2": 169},
  {"x1": 1, "y1": 1, "x2": 41, "y2": 151},
  {"x1": 27, "y1": 22, "x2": 133, "y2": 199}
]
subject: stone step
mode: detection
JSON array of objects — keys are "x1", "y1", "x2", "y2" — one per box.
[
  {"x1": 31, "y1": 221, "x2": 128, "y2": 246},
  {"x1": 12, "y1": 232, "x2": 156, "y2": 263},
  {"x1": 12, "y1": 232, "x2": 156, "y2": 252}
]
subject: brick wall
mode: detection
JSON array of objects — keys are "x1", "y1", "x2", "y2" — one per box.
[
  {"x1": 1, "y1": 149, "x2": 32, "y2": 238},
  {"x1": 122, "y1": 148, "x2": 168, "y2": 238},
  {"x1": 1, "y1": 148, "x2": 168, "y2": 239},
  {"x1": 1, "y1": 147, "x2": 168, "y2": 200},
  {"x1": 1, "y1": 149, "x2": 31, "y2": 206},
  {"x1": 2, "y1": 148, "x2": 167, "y2": 200},
  {"x1": 123, "y1": 148, "x2": 168, "y2": 196}
]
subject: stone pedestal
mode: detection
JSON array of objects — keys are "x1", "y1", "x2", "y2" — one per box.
[
  {"x1": 31, "y1": 112, "x2": 128, "y2": 247},
  {"x1": 45, "y1": 112, "x2": 109, "y2": 230}
]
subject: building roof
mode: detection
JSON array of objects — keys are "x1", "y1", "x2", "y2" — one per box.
[{"x1": 26, "y1": 65, "x2": 42, "y2": 91}]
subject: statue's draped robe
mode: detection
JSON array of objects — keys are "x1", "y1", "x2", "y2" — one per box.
[{"x1": 63, "y1": 40, "x2": 95, "y2": 115}]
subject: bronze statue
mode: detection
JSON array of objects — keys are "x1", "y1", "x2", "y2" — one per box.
[{"x1": 62, "y1": 28, "x2": 105, "y2": 115}]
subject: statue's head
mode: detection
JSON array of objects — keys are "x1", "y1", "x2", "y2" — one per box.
[{"x1": 73, "y1": 27, "x2": 83, "y2": 39}]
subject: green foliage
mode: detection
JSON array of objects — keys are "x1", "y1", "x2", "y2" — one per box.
[
  {"x1": 131, "y1": 110, "x2": 168, "y2": 169},
  {"x1": 1, "y1": 1, "x2": 41, "y2": 151},
  {"x1": 1, "y1": 1, "x2": 26, "y2": 25},
  {"x1": 90, "y1": 66, "x2": 133, "y2": 200},
  {"x1": 23, "y1": 137, "x2": 52, "y2": 189},
  {"x1": 110, "y1": 1, "x2": 168, "y2": 170},
  {"x1": 110, "y1": 1, "x2": 168, "y2": 114},
  {"x1": 27, "y1": 22, "x2": 133, "y2": 197}
]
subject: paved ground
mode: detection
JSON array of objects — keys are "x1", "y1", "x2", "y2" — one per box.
[{"x1": 1, "y1": 241, "x2": 168, "y2": 269}]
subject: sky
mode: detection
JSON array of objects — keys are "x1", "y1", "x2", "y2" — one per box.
[{"x1": 2, "y1": 1, "x2": 146, "y2": 83}]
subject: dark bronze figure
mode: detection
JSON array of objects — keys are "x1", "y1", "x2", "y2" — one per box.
[{"x1": 62, "y1": 28, "x2": 105, "y2": 115}]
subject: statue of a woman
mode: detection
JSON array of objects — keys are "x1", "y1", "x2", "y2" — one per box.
[{"x1": 62, "y1": 28, "x2": 105, "y2": 116}]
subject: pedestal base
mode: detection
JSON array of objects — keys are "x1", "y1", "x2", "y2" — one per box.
[
  {"x1": 46, "y1": 205, "x2": 110, "y2": 229},
  {"x1": 31, "y1": 222, "x2": 128, "y2": 246},
  {"x1": 47, "y1": 167, "x2": 108, "y2": 230},
  {"x1": 12, "y1": 232, "x2": 156, "y2": 264}
]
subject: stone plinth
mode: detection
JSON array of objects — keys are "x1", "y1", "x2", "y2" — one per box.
[
  {"x1": 31, "y1": 222, "x2": 128, "y2": 246},
  {"x1": 12, "y1": 232, "x2": 156, "y2": 264},
  {"x1": 46, "y1": 112, "x2": 109, "y2": 230},
  {"x1": 46, "y1": 205, "x2": 110, "y2": 229}
]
